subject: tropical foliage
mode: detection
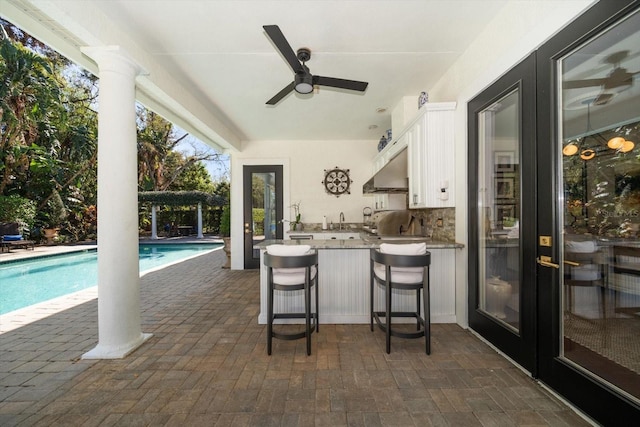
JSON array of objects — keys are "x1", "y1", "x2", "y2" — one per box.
[
  {"x1": 0, "y1": 20, "x2": 229, "y2": 241},
  {"x1": 0, "y1": 194, "x2": 36, "y2": 231}
]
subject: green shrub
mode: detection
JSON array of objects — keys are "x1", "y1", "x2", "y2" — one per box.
[
  {"x1": 0, "y1": 195, "x2": 37, "y2": 231},
  {"x1": 219, "y1": 205, "x2": 231, "y2": 237},
  {"x1": 44, "y1": 190, "x2": 68, "y2": 228}
]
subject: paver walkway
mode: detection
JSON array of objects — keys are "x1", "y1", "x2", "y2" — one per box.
[{"x1": 0, "y1": 249, "x2": 591, "y2": 426}]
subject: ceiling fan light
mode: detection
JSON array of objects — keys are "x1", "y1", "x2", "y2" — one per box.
[
  {"x1": 620, "y1": 140, "x2": 635, "y2": 153},
  {"x1": 580, "y1": 149, "x2": 595, "y2": 160},
  {"x1": 562, "y1": 143, "x2": 578, "y2": 156},
  {"x1": 294, "y1": 73, "x2": 313, "y2": 94},
  {"x1": 607, "y1": 136, "x2": 625, "y2": 150}
]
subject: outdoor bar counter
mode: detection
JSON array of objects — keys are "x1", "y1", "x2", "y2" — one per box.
[{"x1": 257, "y1": 238, "x2": 463, "y2": 325}]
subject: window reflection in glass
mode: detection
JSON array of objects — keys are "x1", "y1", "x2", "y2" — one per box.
[{"x1": 560, "y1": 9, "x2": 640, "y2": 402}]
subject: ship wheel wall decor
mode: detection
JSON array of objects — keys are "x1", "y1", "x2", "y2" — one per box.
[{"x1": 323, "y1": 167, "x2": 352, "y2": 197}]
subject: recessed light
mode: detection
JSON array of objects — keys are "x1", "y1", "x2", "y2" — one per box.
[
  {"x1": 368, "y1": 125, "x2": 378, "y2": 130},
  {"x1": 375, "y1": 107, "x2": 387, "y2": 114}
]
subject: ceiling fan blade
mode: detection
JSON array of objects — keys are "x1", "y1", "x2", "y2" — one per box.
[
  {"x1": 563, "y1": 78, "x2": 607, "y2": 89},
  {"x1": 314, "y1": 75, "x2": 369, "y2": 92},
  {"x1": 266, "y1": 82, "x2": 295, "y2": 105},
  {"x1": 602, "y1": 67, "x2": 637, "y2": 90},
  {"x1": 593, "y1": 93, "x2": 614, "y2": 106},
  {"x1": 263, "y1": 25, "x2": 305, "y2": 74}
]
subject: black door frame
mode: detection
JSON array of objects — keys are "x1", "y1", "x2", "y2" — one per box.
[
  {"x1": 467, "y1": 53, "x2": 538, "y2": 374},
  {"x1": 242, "y1": 165, "x2": 283, "y2": 269},
  {"x1": 536, "y1": 0, "x2": 640, "y2": 422}
]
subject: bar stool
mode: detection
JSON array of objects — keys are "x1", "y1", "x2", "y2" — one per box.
[
  {"x1": 370, "y1": 243, "x2": 431, "y2": 354},
  {"x1": 264, "y1": 245, "x2": 319, "y2": 356}
]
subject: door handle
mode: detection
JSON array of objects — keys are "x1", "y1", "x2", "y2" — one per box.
[{"x1": 537, "y1": 256, "x2": 559, "y2": 269}]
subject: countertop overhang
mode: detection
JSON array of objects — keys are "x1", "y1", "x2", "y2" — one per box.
[{"x1": 257, "y1": 238, "x2": 463, "y2": 250}]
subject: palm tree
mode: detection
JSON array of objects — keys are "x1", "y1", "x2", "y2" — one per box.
[{"x1": 0, "y1": 26, "x2": 63, "y2": 194}]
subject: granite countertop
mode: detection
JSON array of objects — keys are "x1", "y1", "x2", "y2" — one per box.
[
  {"x1": 287, "y1": 226, "x2": 362, "y2": 234},
  {"x1": 257, "y1": 238, "x2": 463, "y2": 250}
]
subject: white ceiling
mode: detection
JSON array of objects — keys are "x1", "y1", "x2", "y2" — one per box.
[
  {"x1": 4, "y1": 0, "x2": 511, "y2": 147},
  {"x1": 6, "y1": 1, "x2": 637, "y2": 150},
  {"x1": 561, "y1": 8, "x2": 640, "y2": 138}
]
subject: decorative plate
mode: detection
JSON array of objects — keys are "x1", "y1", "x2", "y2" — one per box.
[{"x1": 322, "y1": 167, "x2": 352, "y2": 197}]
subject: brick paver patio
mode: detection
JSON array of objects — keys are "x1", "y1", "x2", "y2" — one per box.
[{"x1": 0, "y1": 248, "x2": 591, "y2": 426}]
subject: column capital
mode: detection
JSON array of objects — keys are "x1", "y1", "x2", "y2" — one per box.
[{"x1": 80, "y1": 45, "x2": 146, "y2": 77}]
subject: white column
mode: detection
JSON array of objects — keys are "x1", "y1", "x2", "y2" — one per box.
[
  {"x1": 151, "y1": 205, "x2": 158, "y2": 240},
  {"x1": 81, "y1": 46, "x2": 151, "y2": 359},
  {"x1": 197, "y1": 202, "x2": 204, "y2": 238}
]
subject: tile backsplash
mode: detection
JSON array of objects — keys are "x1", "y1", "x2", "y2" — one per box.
[{"x1": 411, "y1": 208, "x2": 456, "y2": 242}]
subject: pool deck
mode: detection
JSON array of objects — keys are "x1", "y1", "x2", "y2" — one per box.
[
  {"x1": 0, "y1": 239, "x2": 592, "y2": 426},
  {"x1": 0, "y1": 236, "x2": 224, "y2": 334}
]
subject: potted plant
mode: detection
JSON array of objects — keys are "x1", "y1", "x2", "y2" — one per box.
[
  {"x1": 42, "y1": 190, "x2": 67, "y2": 244},
  {"x1": 290, "y1": 201, "x2": 302, "y2": 231},
  {"x1": 220, "y1": 204, "x2": 231, "y2": 268}
]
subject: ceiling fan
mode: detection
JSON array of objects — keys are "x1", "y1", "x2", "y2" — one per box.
[
  {"x1": 263, "y1": 25, "x2": 369, "y2": 105},
  {"x1": 563, "y1": 50, "x2": 639, "y2": 105}
]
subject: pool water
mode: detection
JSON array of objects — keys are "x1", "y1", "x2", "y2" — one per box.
[{"x1": 0, "y1": 244, "x2": 221, "y2": 315}]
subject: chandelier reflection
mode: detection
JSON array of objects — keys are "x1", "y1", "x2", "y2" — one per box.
[{"x1": 562, "y1": 104, "x2": 636, "y2": 160}]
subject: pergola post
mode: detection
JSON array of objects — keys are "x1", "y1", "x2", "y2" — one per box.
[
  {"x1": 197, "y1": 202, "x2": 204, "y2": 238},
  {"x1": 151, "y1": 205, "x2": 158, "y2": 240},
  {"x1": 81, "y1": 46, "x2": 151, "y2": 359}
]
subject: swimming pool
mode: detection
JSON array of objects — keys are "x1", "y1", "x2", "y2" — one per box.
[{"x1": 0, "y1": 244, "x2": 221, "y2": 315}]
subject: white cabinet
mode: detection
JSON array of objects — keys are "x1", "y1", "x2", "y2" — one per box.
[
  {"x1": 407, "y1": 102, "x2": 455, "y2": 208},
  {"x1": 408, "y1": 117, "x2": 425, "y2": 208},
  {"x1": 385, "y1": 137, "x2": 406, "y2": 159}
]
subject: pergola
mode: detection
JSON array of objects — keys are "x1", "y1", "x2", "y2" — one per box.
[{"x1": 138, "y1": 191, "x2": 226, "y2": 239}]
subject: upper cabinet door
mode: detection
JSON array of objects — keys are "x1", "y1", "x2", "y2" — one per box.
[{"x1": 408, "y1": 103, "x2": 456, "y2": 209}]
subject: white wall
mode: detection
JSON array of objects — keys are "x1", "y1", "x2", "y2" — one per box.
[
  {"x1": 426, "y1": 0, "x2": 595, "y2": 328},
  {"x1": 229, "y1": 1, "x2": 596, "y2": 316},
  {"x1": 230, "y1": 139, "x2": 379, "y2": 269}
]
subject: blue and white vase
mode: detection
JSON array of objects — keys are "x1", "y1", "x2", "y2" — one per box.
[
  {"x1": 418, "y1": 91, "x2": 429, "y2": 108},
  {"x1": 377, "y1": 135, "x2": 388, "y2": 152},
  {"x1": 386, "y1": 129, "x2": 392, "y2": 141}
]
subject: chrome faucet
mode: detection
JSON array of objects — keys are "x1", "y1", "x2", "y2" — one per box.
[{"x1": 339, "y1": 212, "x2": 345, "y2": 230}]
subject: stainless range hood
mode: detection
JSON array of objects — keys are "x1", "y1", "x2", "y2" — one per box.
[{"x1": 363, "y1": 147, "x2": 408, "y2": 194}]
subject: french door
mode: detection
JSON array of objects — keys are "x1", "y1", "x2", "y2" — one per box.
[
  {"x1": 468, "y1": 53, "x2": 538, "y2": 373},
  {"x1": 243, "y1": 165, "x2": 283, "y2": 269},
  {"x1": 536, "y1": 1, "x2": 640, "y2": 423},
  {"x1": 470, "y1": 0, "x2": 640, "y2": 422}
]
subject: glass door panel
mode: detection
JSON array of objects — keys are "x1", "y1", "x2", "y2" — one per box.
[
  {"x1": 243, "y1": 165, "x2": 283, "y2": 269},
  {"x1": 478, "y1": 90, "x2": 521, "y2": 331},
  {"x1": 559, "y1": 8, "x2": 640, "y2": 402}
]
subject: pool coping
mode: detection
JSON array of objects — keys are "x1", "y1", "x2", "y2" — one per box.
[{"x1": 0, "y1": 236, "x2": 224, "y2": 265}]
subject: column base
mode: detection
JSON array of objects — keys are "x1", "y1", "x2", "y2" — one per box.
[{"x1": 82, "y1": 332, "x2": 153, "y2": 359}]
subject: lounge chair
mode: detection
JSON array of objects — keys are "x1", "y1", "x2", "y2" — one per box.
[{"x1": 0, "y1": 222, "x2": 36, "y2": 252}]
